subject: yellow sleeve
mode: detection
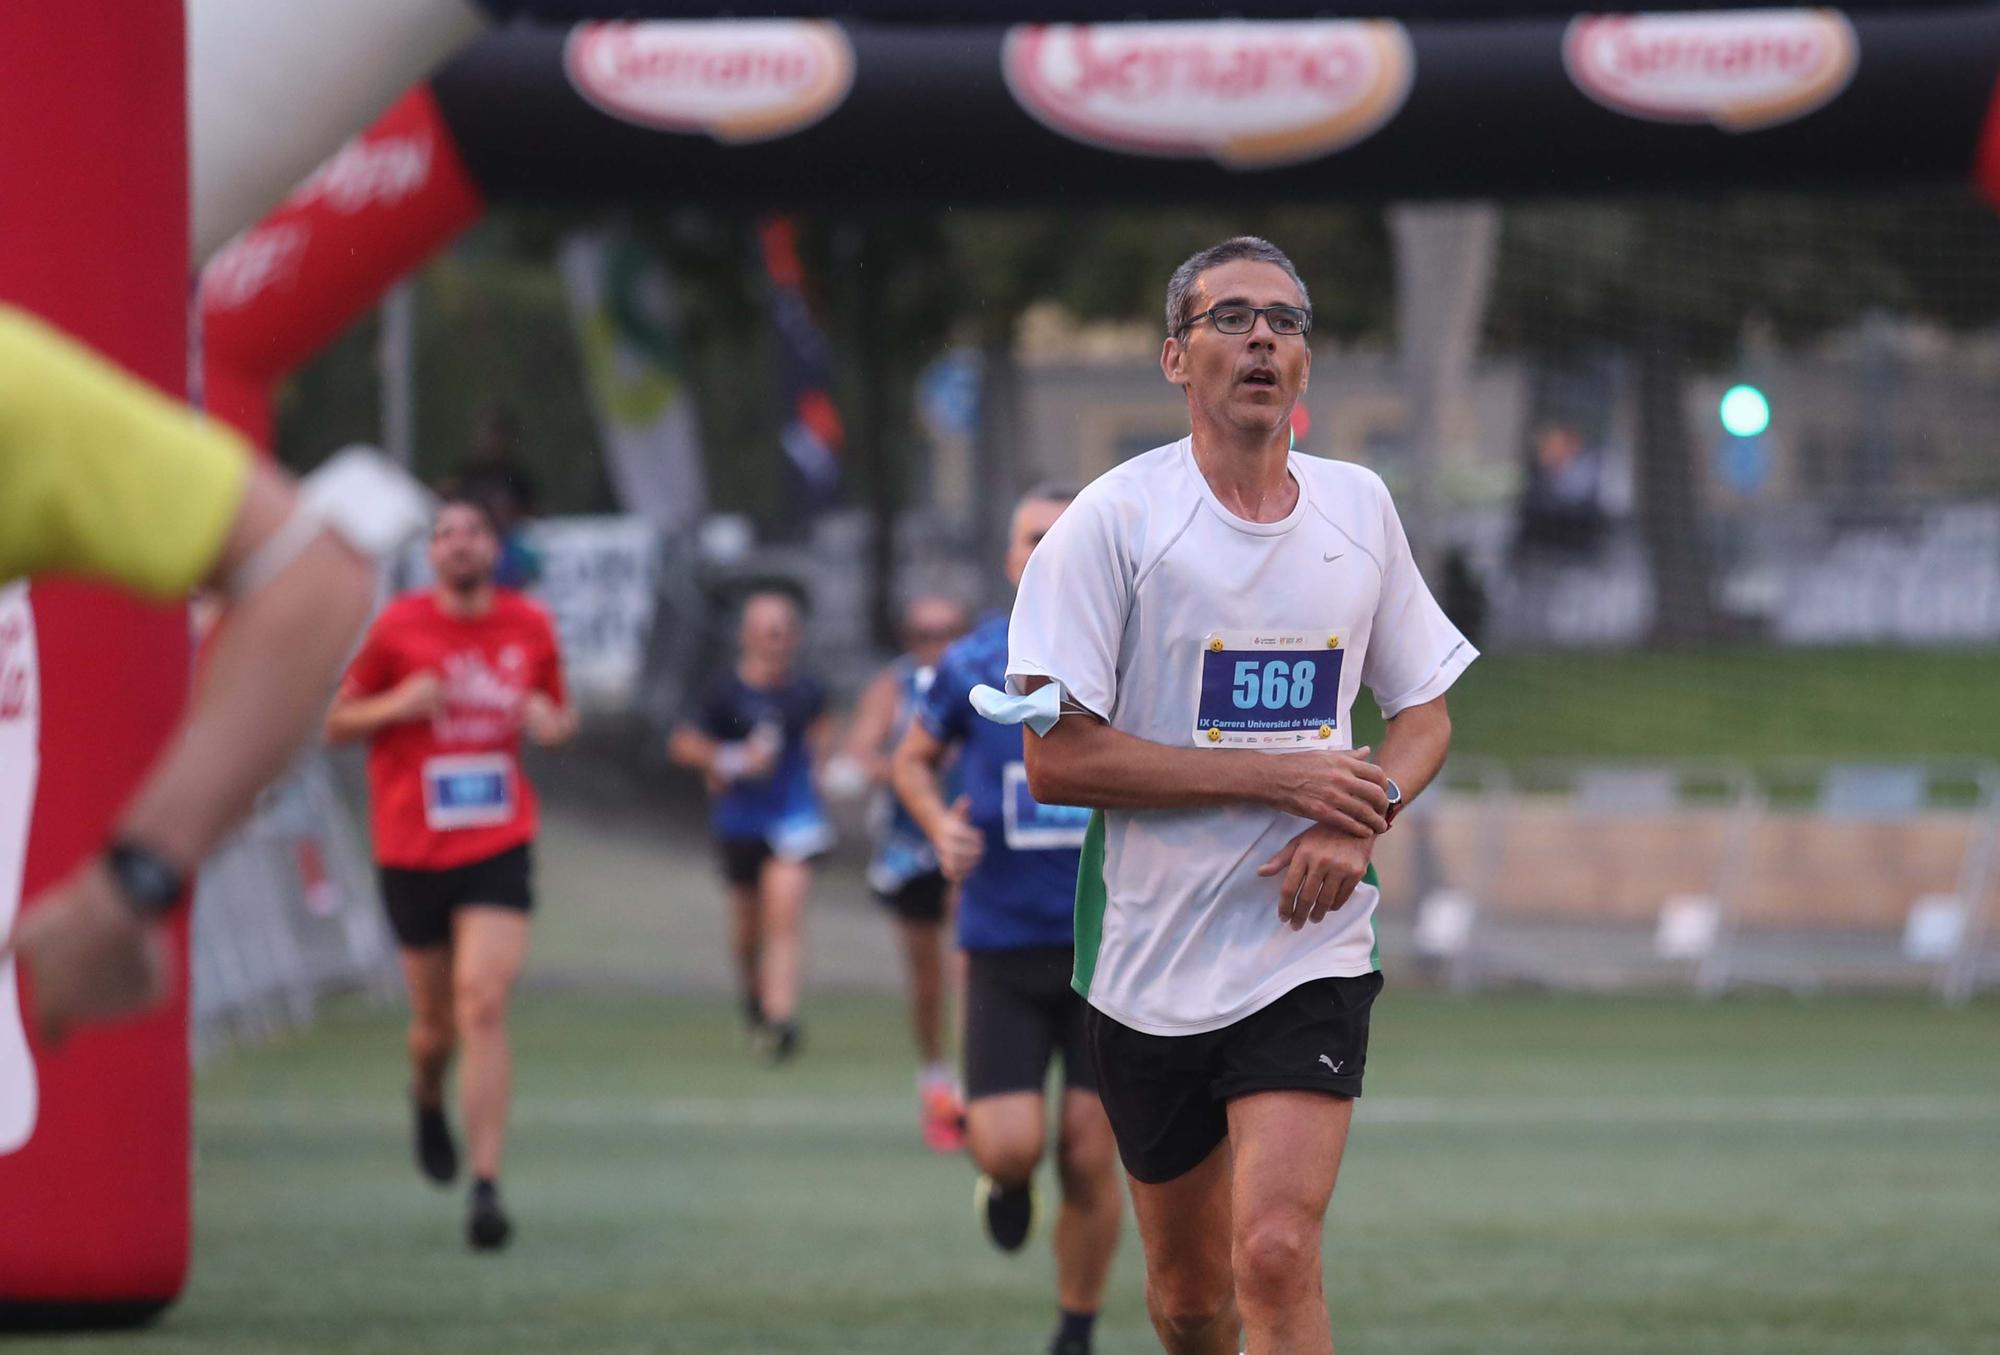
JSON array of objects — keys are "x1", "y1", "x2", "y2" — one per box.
[{"x1": 0, "y1": 305, "x2": 251, "y2": 599}]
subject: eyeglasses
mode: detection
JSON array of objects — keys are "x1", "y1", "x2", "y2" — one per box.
[{"x1": 1176, "y1": 304, "x2": 1312, "y2": 339}]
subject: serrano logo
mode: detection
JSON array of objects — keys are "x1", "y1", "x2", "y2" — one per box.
[
  {"x1": 1003, "y1": 22, "x2": 1414, "y2": 170},
  {"x1": 565, "y1": 21, "x2": 855, "y2": 144},
  {"x1": 294, "y1": 133, "x2": 436, "y2": 214},
  {"x1": 1564, "y1": 9, "x2": 1858, "y2": 132},
  {"x1": 199, "y1": 222, "x2": 311, "y2": 313}
]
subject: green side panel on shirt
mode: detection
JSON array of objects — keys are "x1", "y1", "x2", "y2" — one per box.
[
  {"x1": 1365, "y1": 861, "x2": 1382, "y2": 971},
  {"x1": 1071, "y1": 809, "x2": 1108, "y2": 999}
]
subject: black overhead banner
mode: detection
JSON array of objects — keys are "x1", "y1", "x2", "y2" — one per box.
[
  {"x1": 479, "y1": 2, "x2": 1996, "y2": 22},
  {"x1": 432, "y1": 9, "x2": 2000, "y2": 208}
]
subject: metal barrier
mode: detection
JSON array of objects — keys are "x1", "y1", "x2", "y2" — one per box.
[
  {"x1": 1386, "y1": 758, "x2": 1999, "y2": 1002},
  {"x1": 1705, "y1": 760, "x2": 1999, "y2": 1002},
  {"x1": 189, "y1": 753, "x2": 396, "y2": 1061}
]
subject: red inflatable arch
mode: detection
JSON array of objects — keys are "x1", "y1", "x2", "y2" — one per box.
[{"x1": 0, "y1": 2, "x2": 197, "y2": 1326}]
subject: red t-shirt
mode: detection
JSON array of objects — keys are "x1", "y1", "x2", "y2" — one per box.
[{"x1": 340, "y1": 590, "x2": 566, "y2": 870}]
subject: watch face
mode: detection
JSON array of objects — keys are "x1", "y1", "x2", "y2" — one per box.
[
  {"x1": 1383, "y1": 777, "x2": 1403, "y2": 806},
  {"x1": 108, "y1": 843, "x2": 185, "y2": 914}
]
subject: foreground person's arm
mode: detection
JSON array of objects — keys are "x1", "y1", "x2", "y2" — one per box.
[{"x1": 0, "y1": 310, "x2": 379, "y2": 1039}]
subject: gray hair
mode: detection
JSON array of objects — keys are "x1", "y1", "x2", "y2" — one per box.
[
  {"x1": 1164, "y1": 237, "x2": 1310, "y2": 337},
  {"x1": 1018, "y1": 479, "x2": 1083, "y2": 509}
]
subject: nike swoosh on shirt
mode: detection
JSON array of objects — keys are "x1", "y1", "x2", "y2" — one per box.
[{"x1": 1322, "y1": 553, "x2": 1343, "y2": 563}]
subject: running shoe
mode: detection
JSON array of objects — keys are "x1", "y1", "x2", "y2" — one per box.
[
  {"x1": 413, "y1": 1096, "x2": 458, "y2": 1186},
  {"x1": 920, "y1": 1083, "x2": 966, "y2": 1153},
  {"x1": 974, "y1": 1174, "x2": 1036, "y2": 1253},
  {"x1": 467, "y1": 1179, "x2": 512, "y2": 1252},
  {"x1": 760, "y1": 1019, "x2": 801, "y2": 1065}
]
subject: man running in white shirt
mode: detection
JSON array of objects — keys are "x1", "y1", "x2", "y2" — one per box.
[{"x1": 999, "y1": 237, "x2": 1474, "y2": 1355}]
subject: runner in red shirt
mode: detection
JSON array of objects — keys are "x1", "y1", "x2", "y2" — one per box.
[{"x1": 326, "y1": 495, "x2": 575, "y2": 1252}]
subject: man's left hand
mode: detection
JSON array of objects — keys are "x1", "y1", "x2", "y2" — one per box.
[
  {"x1": 1256, "y1": 825, "x2": 1374, "y2": 931},
  {"x1": 522, "y1": 693, "x2": 577, "y2": 747},
  {"x1": 3, "y1": 860, "x2": 172, "y2": 1043}
]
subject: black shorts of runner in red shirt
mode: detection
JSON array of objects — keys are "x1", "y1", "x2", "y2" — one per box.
[{"x1": 378, "y1": 842, "x2": 534, "y2": 950}]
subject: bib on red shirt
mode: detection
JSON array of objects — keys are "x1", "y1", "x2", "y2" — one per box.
[{"x1": 341, "y1": 590, "x2": 566, "y2": 871}]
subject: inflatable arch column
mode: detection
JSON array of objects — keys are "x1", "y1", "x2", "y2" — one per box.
[{"x1": 0, "y1": 1, "x2": 197, "y2": 1326}]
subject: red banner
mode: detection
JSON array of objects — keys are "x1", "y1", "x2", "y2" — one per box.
[
  {"x1": 199, "y1": 85, "x2": 486, "y2": 446},
  {"x1": 1975, "y1": 75, "x2": 2000, "y2": 210},
  {"x1": 0, "y1": 0, "x2": 193, "y2": 1315}
]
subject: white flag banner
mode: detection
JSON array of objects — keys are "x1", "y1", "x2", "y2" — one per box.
[{"x1": 559, "y1": 228, "x2": 708, "y2": 534}]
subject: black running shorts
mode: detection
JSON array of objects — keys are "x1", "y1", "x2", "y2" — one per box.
[
  {"x1": 874, "y1": 869, "x2": 948, "y2": 924},
  {"x1": 964, "y1": 946, "x2": 1097, "y2": 1101},
  {"x1": 378, "y1": 843, "x2": 534, "y2": 950},
  {"x1": 717, "y1": 836, "x2": 773, "y2": 888},
  {"x1": 1085, "y1": 970, "x2": 1385, "y2": 1185}
]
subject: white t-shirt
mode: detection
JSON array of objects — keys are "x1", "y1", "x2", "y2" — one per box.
[{"x1": 1006, "y1": 438, "x2": 1475, "y2": 1036}]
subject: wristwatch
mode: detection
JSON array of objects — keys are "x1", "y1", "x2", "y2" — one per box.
[
  {"x1": 104, "y1": 840, "x2": 188, "y2": 916},
  {"x1": 1382, "y1": 776, "x2": 1405, "y2": 829}
]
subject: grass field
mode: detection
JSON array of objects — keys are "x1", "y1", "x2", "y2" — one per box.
[
  {"x1": 34, "y1": 989, "x2": 2000, "y2": 1355},
  {"x1": 1350, "y1": 647, "x2": 1999, "y2": 763},
  {"x1": 28, "y1": 645, "x2": 1998, "y2": 1354}
]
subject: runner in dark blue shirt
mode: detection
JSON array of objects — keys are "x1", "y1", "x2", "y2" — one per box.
[
  {"x1": 892, "y1": 484, "x2": 1121, "y2": 1355},
  {"x1": 669, "y1": 588, "x2": 831, "y2": 1063}
]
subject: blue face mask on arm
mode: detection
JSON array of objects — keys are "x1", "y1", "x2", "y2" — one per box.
[{"x1": 969, "y1": 681, "x2": 1064, "y2": 736}]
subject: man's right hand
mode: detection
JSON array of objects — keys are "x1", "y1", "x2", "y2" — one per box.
[
  {"x1": 385, "y1": 671, "x2": 444, "y2": 724},
  {"x1": 931, "y1": 795, "x2": 985, "y2": 883},
  {"x1": 1273, "y1": 744, "x2": 1390, "y2": 837}
]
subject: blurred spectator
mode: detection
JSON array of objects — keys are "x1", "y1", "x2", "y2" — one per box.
[
  {"x1": 1439, "y1": 547, "x2": 1487, "y2": 650},
  {"x1": 455, "y1": 406, "x2": 543, "y2": 590},
  {"x1": 1517, "y1": 420, "x2": 1607, "y2": 555}
]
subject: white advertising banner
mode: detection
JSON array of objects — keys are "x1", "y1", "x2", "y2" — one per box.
[
  {"x1": 0, "y1": 583, "x2": 42, "y2": 1155},
  {"x1": 525, "y1": 517, "x2": 661, "y2": 714}
]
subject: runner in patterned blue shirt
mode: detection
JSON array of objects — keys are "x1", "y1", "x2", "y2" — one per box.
[
  {"x1": 893, "y1": 484, "x2": 1121, "y2": 1355},
  {"x1": 839, "y1": 594, "x2": 971, "y2": 1151}
]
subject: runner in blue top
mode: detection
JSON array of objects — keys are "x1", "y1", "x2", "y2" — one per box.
[
  {"x1": 893, "y1": 484, "x2": 1122, "y2": 1355},
  {"x1": 669, "y1": 588, "x2": 832, "y2": 1063},
  {"x1": 838, "y1": 594, "x2": 971, "y2": 1151}
]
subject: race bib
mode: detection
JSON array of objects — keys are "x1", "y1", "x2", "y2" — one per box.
[
  {"x1": 1002, "y1": 761, "x2": 1091, "y2": 850},
  {"x1": 1193, "y1": 630, "x2": 1344, "y2": 749},
  {"x1": 422, "y1": 753, "x2": 516, "y2": 831}
]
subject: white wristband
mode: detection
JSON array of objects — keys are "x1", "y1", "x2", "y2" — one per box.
[{"x1": 222, "y1": 504, "x2": 325, "y2": 600}]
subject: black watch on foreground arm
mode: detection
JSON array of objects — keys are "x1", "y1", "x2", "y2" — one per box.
[
  {"x1": 104, "y1": 840, "x2": 188, "y2": 917},
  {"x1": 1381, "y1": 776, "x2": 1405, "y2": 829}
]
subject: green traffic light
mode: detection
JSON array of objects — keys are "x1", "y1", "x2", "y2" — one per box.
[{"x1": 1720, "y1": 384, "x2": 1770, "y2": 438}]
